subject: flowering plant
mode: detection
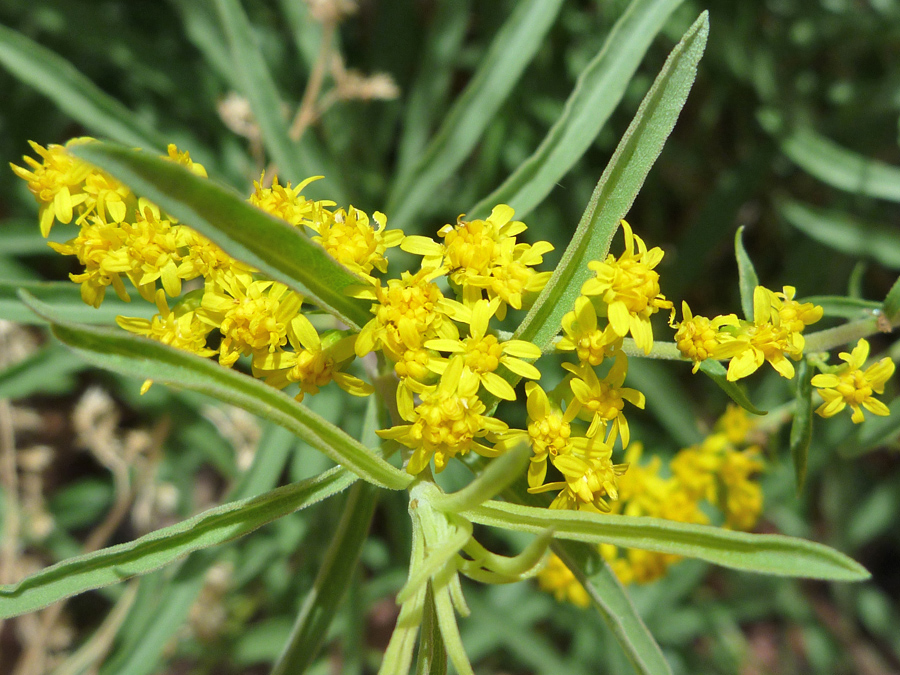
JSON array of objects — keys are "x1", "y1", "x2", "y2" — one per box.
[{"x1": 0, "y1": 2, "x2": 897, "y2": 674}]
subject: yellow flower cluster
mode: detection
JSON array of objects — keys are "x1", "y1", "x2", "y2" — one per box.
[
  {"x1": 812, "y1": 339, "x2": 895, "y2": 424},
  {"x1": 673, "y1": 286, "x2": 823, "y2": 380},
  {"x1": 538, "y1": 405, "x2": 764, "y2": 602}
]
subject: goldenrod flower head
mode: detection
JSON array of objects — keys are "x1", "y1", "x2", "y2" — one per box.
[
  {"x1": 11, "y1": 138, "x2": 95, "y2": 236},
  {"x1": 377, "y1": 357, "x2": 507, "y2": 474},
  {"x1": 725, "y1": 286, "x2": 823, "y2": 381},
  {"x1": 557, "y1": 296, "x2": 622, "y2": 366},
  {"x1": 352, "y1": 269, "x2": 460, "y2": 358},
  {"x1": 401, "y1": 204, "x2": 553, "y2": 318},
  {"x1": 123, "y1": 202, "x2": 194, "y2": 301},
  {"x1": 517, "y1": 381, "x2": 586, "y2": 488},
  {"x1": 253, "y1": 316, "x2": 371, "y2": 401},
  {"x1": 48, "y1": 216, "x2": 132, "y2": 307},
  {"x1": 565, "y1": 353, "x2": 644, "y2": 447},
  {"x1": 669, "y1": 442, "x2": 722, "y2": 503},
  {"x1": 719, "y1": 447, "x2": 764, "y2": 530},
  {"x1": 165, "y1": 144, "x2": 208, "y2": 177},
  {"x1": 249, "y1": 173, "x2": 329, "y2": 227},
  {"x1": 811, "y1": 339, "x2": 895, "y2": 423},
  {"x1": 717, "y1": 404, "x2": 752, "y2": 445},
  {"x1": 78, "y1": 170, "x2": 131, "y2": 226},
  {"x1": 179, "y1": 230, "x2": 256, "y2": 286},
  {"x1": 581, "y1": 220, "x2": 672, "y2": 354},
  {"x1": 308, "y1": 207, "x2": 403, "y2": 278},
  {"x1": 537, "y1": 554, "x2": 589, "y2": 607},
  {"x1": 533, "y1": 440, "x2": 627, "y2": 513},
  {"x1": 117, "y1": 290, "x2": 215, "y2": 358},
  {"x1": 425, "y1": 298, "x2": 542, "y2": 400},
  {"x1": 672, "y1": 301, "x2": 742, "y2": 372},
  {"x1": 199, "y1": 278, "x2": 303, "y2": 367}
]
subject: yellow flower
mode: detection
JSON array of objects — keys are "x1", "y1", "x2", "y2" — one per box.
[
  {"x1": 425, "y1": 298, "x2": 542, "y2": 400},
  {"x1": 726, "y1": 286, "x2": 822, "y2": 381},
  {"x1": 530, "y1": 438, "x2": 627, "y2": 513},
  {"x1": 351, "y1": 269, "x2": 461, "y2": 359},
  {"x1": 11, "y1": 138, "x2": 94, "y2": 236},
  {"x1": 557, "y1": 295, "x2": 622, "y2": 366},
  {"x1": 377, "y1": 357, "x2": 507, "y2": 474},
  {"x1": 564, "y1": 352, "x2": 644, "y2": 447},
  {"x1": 719, "y1": 447, "x2": 764, "y2": 530},
  {"x1": 306, "y1": 206, "x2": 404, "y2": 279},
  {"x1": 717, "y1": 404, "x2": 752, "y2": 445},
  {"x1": 116, "y1": 289, "x2": 215, "y2": 358},
  {"x1": 165, "y1": 144, "x2": 208, "y2": 177},
  {"x1": 198, "y1": 277, "x2": 303, "y2": 367},
  {"x1": 252, "y1": 316, "x2": 372, "y2": 402},
  {"x1": 248, "y1": 173, "x2": 330, "y2": 227},
  {"x1": 122, "y1": 201, "x2": 194, "y2": 301},
  {"x1": 78, "y1": 170, "x2": 132, "y2": 226},
  {"x1": 401, "y1": 204, "x2": 553, "y2": 318},
  {"x1": 179, "y1": 229, "x2": 256, "y2": 287},
  {"x1": 672, "y1": 301, "x2": 743, "y2": 372},
  {"x1": 811, "y1": 339, "x2": 895, "y2": 424},
  {"x1": 580, "y1": 220, "x2": 672, "y2": 355},
  {"x1": 537, "y1": 554, "x2": 589, "y2": 607}
]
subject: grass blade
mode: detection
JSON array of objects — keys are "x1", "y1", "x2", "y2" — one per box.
[
  {"x1": 514, "y1": 12, "x2": 709, "y2": 350},
  {"x1": 68, "y1": 142, "x2": 371, "y2": 329},
  {"x1": 470, "y1": 0, "x2": 685, "y2": 219},
  {"x1": 0, "y1": 467, "x2": 356, "y2": 619},
  {"x1": 0, "y1": 24, "x2": 166, "y2": 151},
  {"x1": 463, "y1": 500, "x2": 869, "y2": 581},
  {"x1": 386, "y1": 0, "x2": 565, "y2": 230},
  {"x1": 21, "y1": 291, "x2": 410, "y2": 490},
  {"x1": 883, "y1": 276, "x2": 900, "y2": 320}
]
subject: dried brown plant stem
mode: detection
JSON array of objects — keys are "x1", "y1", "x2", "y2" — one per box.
[
  {"x1": 13, "y1": 420, "x2": 168, "y2": 675},
  {"x1": 0, "y1": 399, "x2": 20, "y2": 639},
  {"x1": 289, "y1": 19, "x2": 336, "y2": 143}
]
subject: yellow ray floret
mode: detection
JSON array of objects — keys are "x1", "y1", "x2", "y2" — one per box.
[{"x1": 811, "y1": 338, "x2": 895, "y2": 424}]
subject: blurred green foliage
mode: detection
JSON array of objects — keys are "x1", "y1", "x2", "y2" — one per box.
[{"x1": 1, "y1": 0, "x2": 899, "y2": 673}]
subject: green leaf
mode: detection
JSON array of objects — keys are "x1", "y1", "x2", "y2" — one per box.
[
  {"x1": 0, "y1": 24, "x2": 166, "y2": 151},
  {"x1": 386, "y1": 0, "x2": 565, "y2": 230},
  {"x1": 735, "y1": 226, "x2": 759, "y2": 321},
  {"x1": 270, "y1": 482, "x2": 378, "y2": 675},
  {"x1": 800, "y1": 295, "x2": 881, "y2": 320},
  {"x1": 470, "y1": 0, "x2": 685, "y2": 220},
  {"x1": 883, "y1": 276, "x2": 900, "y2": 320},
  {"x1": 760, "y1": 114, "x2": 900, "y2": 202},
  {"x1": 415, "y1": 586, "x2": 448, "y2": 675},
  {"x1": 698, "y1": 359, "x2": 767, "y2": 416},
  {"x1": 0, "y1": 281, "x2": 157, "y2": 325},
  {"x1": 554, "y1": 542, "x2": 671, "y2": 675},
  {"x1": 22, "y1": 292, "x2": 410, "y2": 490},
  {"x1": 67, "y1": 142, "x2": 371, "y2": 330},
  {"x1": 394, "y1": 0, "x2": 472, "y2": 188},
  {"x1": 0, "y1": 467, "x2": 356, "y2": 619},
  {"x1": 790, "y1": 358, "x2": 814, "y2": 493},
  {"x1": 0, "y1": 343, "x2": 85, "y2": 399},
  {"x1": 431, "y1": 443, "x2": 530, "y2": 514},
  {"x1": 780, "y1": 200, "x2": 900, "y2": 270},
  {"x1": 463, "y1": 500, "x2": 869, "y2": 581},
  {"x1": 514, "y1": 12, "x2": 709, "y2": 350},
  {"x1": 213, "y1": 0, "x2": 314, "y2": 188}
]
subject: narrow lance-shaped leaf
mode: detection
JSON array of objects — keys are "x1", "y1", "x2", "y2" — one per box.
[
  {"x1": 463, "y1": 500, "x2": 868, "y2": 581},
  {"x1": 386, "y1": 0, "x2": 565, "y2": 230},
  {"x1": 698, "y1": 359, "x2": 767, "y2": 416},
  {"x1": 68, "y1": 142, "x2": 371, "y2": 330},
  {"x1": 790, "y1": 358, "x2": 814, "y2": 493},
  {"x1": 760, "y1": 113, "x2": 900, "y2": 203},
  {"x1": 0, "y1": 280, "x2": 156, "y2": 326},
  {"x1": 0, "y1": 24, "x2": 167, "y2": 151},
  {"x1": 470, "y1": 0, "x2": 685, "y2": 220},
  {"x1": 882, "y1": 275, "x2": 900, "y2": 321},
  {"x1": 271, "y1": 481, "x2": 378, "y2": 675},
  {"x1": 21, "y1": 292, "x2": 410, "y2": 490},
  {"x1": 735, "y1": 226, "x2": 759, "y2": 321},
  {"x1": 801, "y1": 295, "x2": 882, "y2": 320},
  {"x1": 514, "y1": 12, "x2": 710, "y2": 350},
  {"x1": 553, "y1": 541, "x2": 671, "y2": 675},
  {"x1": 0, "y1": 467, "x2": 357, "y2": 619},
  {"x1": 780, "y1": 200, "x2": 900, "y2": 271}
]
